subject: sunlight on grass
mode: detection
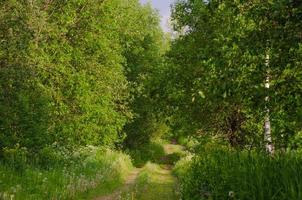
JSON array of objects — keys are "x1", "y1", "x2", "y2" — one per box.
[
  {"x1": 120, "y1": 162, "x2": 179, "y2": 200},
  {"x1": 0, "y1": 148, "x2": 133, "y2": 200}
]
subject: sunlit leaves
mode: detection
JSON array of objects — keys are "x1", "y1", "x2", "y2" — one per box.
[{"x1": 0, "y1": 0, "x2": 165, "y2": 153}]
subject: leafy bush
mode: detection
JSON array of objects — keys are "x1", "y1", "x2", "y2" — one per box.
[{"x1": 176, "y1": 147, "x2": 302, "y2": 200}]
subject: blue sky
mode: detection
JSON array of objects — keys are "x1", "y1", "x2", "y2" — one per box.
[{"x1": 140, "y1": 0, "x2": 176, "y2": 32}]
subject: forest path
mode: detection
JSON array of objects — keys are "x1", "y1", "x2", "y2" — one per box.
[
  {"x1": 129, "y1": 162, "x2": 179, "y2": 200},
  {"x1": 93, "y1": 168, "x2": 142, "y2": 200},
  {"x1": 93, "y1": 143, "x2": 183, "y2": 200}
]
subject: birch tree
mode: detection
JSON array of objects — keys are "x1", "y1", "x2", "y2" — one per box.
[{"x1": 264, "y1": 52, "x2": 274, "y2": 153}]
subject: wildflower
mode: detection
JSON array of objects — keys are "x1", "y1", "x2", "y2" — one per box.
[
  {"x1": 10, "y1": 194, "x2": 15, "y2": 200},
  {"x1": 229, "y1": 191, "x2": 235, "y2": 198}
]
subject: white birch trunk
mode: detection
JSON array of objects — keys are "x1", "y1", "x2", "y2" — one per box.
[{"x1": 264, "y1": 53, "x2": 274, "y2": 154}]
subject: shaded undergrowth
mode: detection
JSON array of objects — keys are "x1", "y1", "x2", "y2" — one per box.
[{"x1": 127, "y1": 140, "x2": 186, "y2": 167}]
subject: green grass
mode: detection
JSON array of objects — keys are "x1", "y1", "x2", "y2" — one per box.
[
  {"x1": 119, "y1": 141, "x2": 186, "y2": 200},
  {"x1": 121, "y1": 162, "x2": 180, "y2": 200},
  {"x1": 0, "y1": 147, "x2": 133, "y2": 200},
  {"x1": 174, "y1": 147, "x2": 302, "y2": 200}
]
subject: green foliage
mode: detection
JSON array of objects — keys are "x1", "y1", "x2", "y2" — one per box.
[
  {"x1": 175, "y1": 147, "x2": 302, "y2": 200},
  {"x1": 0, "y1": 0, "x2": 167, "y2": 158},
  {"x1": 0, "y1": 0, "x2": 126, "y2": 152},
  {"x1": 162, "y1": 0, "x2": 302, "y2": 148}
]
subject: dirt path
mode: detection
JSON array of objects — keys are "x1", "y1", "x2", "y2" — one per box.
[
  {"x1": 163, "y1": 144, "x2": 184, "y2": 155},
  {"x1": 128, "y1": 144, "x2": 183, "y2": 200},
  {"x1": 93, "y1": 143, "x2": 183, "y2": 200},
  {"x1": 94, "y1": 168, "x2": 142, "y2": 200},
  {"x1": 133, "y1": 163, "x2": 179, "y2": 200}
]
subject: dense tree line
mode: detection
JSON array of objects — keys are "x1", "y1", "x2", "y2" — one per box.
[
  {"x1": 1, "y1": 0, "x2": 301, "y2": 160},
  {"x1": 0, "y1": 0, "x2": 166, "y2": 158},
  {"x1": 162, "y1": 0, "x2": 302, "y2": 150}
]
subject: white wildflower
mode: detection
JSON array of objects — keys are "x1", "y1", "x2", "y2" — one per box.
[{"x1": 229, "y1": 191, "x2": 235, "y2": 198}]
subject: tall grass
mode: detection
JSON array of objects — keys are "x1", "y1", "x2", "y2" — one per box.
[
  {"x1": 0, "y1": 146, "x2": 133, "y2": 200},
  {"x1": 175, "y1": 148, "x2": 302, "y2": 200}
]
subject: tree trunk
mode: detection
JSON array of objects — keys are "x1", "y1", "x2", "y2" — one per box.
[{"x1": 264, "y1": 53, "x2": 274, "y2": 154}]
